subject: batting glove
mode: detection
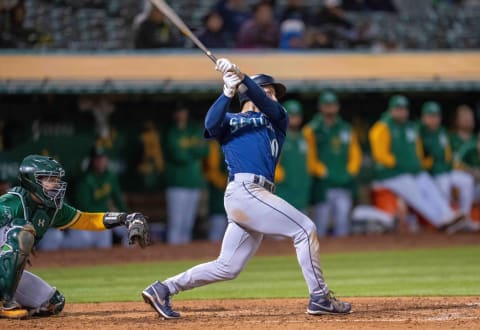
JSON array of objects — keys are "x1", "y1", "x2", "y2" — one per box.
[
  {"x1": 223, "y1": 72, "x2": 242, "y2": 98},
  {"x1": 216, "y1": 58, "x2": 240, "y2": 74}
]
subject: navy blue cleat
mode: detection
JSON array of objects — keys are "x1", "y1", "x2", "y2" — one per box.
[
  {"x1": 142, "y1": 281, "x2": 180, "y2": 319},
  {"x1": 307, "y1": 292, "x2": 352, "y2": 315}
]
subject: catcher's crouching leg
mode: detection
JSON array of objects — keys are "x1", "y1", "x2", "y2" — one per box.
[
  {"x1": 15, "y1": 271, "x2": 65, "y2": 317},
  {"x1": 0, "y1": 219, "x2": 35, "y2": 319},
  {"x1": 34, "y1": 289, "x2": 65, "y2": 316}
]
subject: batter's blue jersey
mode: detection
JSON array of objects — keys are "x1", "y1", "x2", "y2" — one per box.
[{"x1": 204, "y1": 75, "x2": 288, "y2": 182}]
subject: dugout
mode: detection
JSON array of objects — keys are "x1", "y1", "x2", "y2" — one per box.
[{"x1": 1, "y1": 51, "x2": 479, "y2": 236}]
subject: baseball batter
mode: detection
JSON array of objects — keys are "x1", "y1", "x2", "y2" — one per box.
[
  {"x1": 142, "y1": 58, "x2": 351, "y2": 319},
  {"x1": 0, "y1": 155, "x2": 149, "y2": 319}
]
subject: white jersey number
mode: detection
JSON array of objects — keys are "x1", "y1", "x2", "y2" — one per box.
[{"x1": 270, "y1": 138, "x2": 279, "y2": 158}]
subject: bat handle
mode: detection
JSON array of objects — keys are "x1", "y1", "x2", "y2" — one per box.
[
  {"x1": 206, "y1": 51, "x2": 217, "y2": 64},
  {"x1": 208, "y1": 53, "x2": 247, "y2": 93}
]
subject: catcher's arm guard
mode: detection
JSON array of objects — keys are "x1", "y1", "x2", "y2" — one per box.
[
  {"x1": 102, "y1": 212, "x2": 127, "y2": 229},
  {"x1": 103, "y1": 212, "x2": 150, "y2": 248}
]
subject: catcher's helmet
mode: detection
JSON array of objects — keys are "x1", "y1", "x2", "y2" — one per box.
[
  {"x1": 239, "y1": 74, "x2": 287, "y2": 106},
  {"x1": 19, "y1": 155, "x2": 67, "y2": 209}
]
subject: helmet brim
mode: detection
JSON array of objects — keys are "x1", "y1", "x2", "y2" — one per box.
[{"x1": 271, "y1": 83, "x2": 286, "y2": 99}]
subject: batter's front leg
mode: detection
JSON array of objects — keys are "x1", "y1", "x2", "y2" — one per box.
[{"x1": 164, "y1": 221, "x2": 263, "y2": 295}]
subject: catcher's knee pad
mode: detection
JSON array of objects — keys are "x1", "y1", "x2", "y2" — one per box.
[
  {"x1": 0, "y1": 220, "x2": 35, "y2": 303},
  {"x1": 34, "y1": 290, "x2": 65, "y2": 316}
]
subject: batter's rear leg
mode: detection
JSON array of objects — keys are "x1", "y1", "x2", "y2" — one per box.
[{"x1": 142, "y1": 221, "x2": 263, "y2": 319}]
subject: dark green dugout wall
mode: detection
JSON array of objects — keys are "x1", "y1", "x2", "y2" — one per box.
[{"x1": 0, "y1": 90, "x2": 479, "y2": 193}]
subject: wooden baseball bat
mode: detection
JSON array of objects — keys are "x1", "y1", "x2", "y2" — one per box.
[
  {"x1": 148, "y1": 0, "x2": 218, "y2": 64},
  {"x1": 149, "y1": 0, "x2": 247, "y2": 93}
]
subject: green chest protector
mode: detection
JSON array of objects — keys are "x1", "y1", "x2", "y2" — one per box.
[{"x1": 7, "y1": 187, "x2": 58, "y2": 241}]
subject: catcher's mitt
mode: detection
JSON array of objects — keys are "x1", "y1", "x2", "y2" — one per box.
[{"x1": 125, "y1": 213, "x2": 150, "y2": 248}]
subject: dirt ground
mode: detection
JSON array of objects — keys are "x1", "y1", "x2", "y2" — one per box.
[
  {"x1": 2, "y1": 232, "x2": 479, "y2": 329},
  {"x1": 2, "y1": 297, "x2": 479, "y2": 330}
]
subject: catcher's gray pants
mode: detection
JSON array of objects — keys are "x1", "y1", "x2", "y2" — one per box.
[
  {"x1": 0, "y1": 228, "x2": 58, "y2": 310},
  {"x1": 164, "y1": 176, "x2": 329, "y2": 297},
  {"x1": 14, "y1": 271, "x2": 56, "y2": 311}
]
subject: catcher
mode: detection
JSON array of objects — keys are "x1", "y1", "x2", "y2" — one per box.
[{"x1": 0, "y1": 155, "x2": 150, "y2": 319}]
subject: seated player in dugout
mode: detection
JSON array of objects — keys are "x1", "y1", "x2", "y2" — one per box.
[
  {"x1": 419, "y1": 102, "x2": 475, "y2": 230},
  {"x1": 368, "y1": 95, "x2": 464, "y2": 230},
  {"x1": 0, "y1": 155, "x2": 150, "y2": 319}
]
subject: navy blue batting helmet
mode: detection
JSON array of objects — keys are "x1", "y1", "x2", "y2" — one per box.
[{"x1": 238, "y1": 74, "x2": 287, "y2": 106}]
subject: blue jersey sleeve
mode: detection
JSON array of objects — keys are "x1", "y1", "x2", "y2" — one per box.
[
  {"x1": 204, "y1": 94, "x2": 231, "y2": 139},
  {"x1": 242, "y1": 75, "x2": 288, "y2": 132}
]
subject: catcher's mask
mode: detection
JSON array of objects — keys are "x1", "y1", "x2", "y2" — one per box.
[{"x1": 19, "y1": 155, "x2": 67, "y2": 209}]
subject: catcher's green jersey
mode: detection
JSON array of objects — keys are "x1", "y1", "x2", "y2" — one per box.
[
  {"x1": 0, "y1": 187, "x2": 77, "y2": 241},
  {"x1": 419, "y1": 124, "x2": 452, "y2": 175},
  {"x1": 163, "y1": 122, "x2": 209, "y2": 188},
  {"x1": 275, "y1": 130, "x2": 311, "y2": 210}
]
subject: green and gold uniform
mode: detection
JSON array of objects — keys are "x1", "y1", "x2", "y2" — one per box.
[
  {"x1": 457, "y1": 142, "x2": 480, "y2": 168},
  {"x1": 450, "y1": 132, "x2": 476, "y2": 159},
  {"x1": 0, "y1": 188, "x2": 108, "y2": 240},
  {"x1": 275, "y1": 130, "x2": 311, "y2": 210},
  {"x1": 303, "y1": 113, "x2": 362, "y2": 201},
  {"x1": 163, "y1": 121, "x2": 209, "y2": 244},
  {"x1": 369, "y1": 112, "x2": 424, "y2": 180},
  {"x1": 274, "y1": 100, "x2": 311, "y2": 211},
  {"x1": 420, "y1": 125, "x2": 452, "y2": 175},
  {"x1": 76, "y1": 170, "x2": 127, "y2": 212},
  {"x1": 0, "y1": 186, "x2": 113, "y2": 318},
  {"x1": 417, "y1": 101, "x2": 476, "y2": 217},
  {"x1": 204, "y1": 140, "x2": 228, "y2": 241},
  {"x1": 368, "y1": 96, "x2": 460, "y2": 228},
  {"x1": 164, "y1": 122, "x2": 208, "y2": 189},
  {"x1": 0, "y1": 155, "x2": 147, "y2": 319},
  {"x1": 303, "y1": 92, "x2": 362, "y2": 237}
]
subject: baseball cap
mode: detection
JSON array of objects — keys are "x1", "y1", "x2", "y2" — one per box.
[
  {"x1": 421, "y1": 101, "x2": 442, "y2": 115},
  {"x1": 388, "y1": 95, "x2": 409, "y2": 109},
  {"x1": 318, "y1": 91, "x2": 338, "y2": 105},
  {"x1": 283, "y1": 100, "x2": 303, "y2": 115}
]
